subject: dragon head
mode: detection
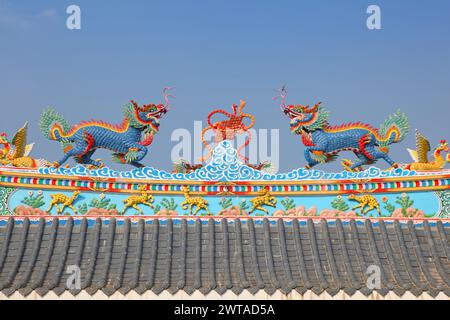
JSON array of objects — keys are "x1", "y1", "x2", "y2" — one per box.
[
  {"x1": 0, "y1": 133, "x2": 8, "y2": 145},
  {"x1": 0, "y1": 133, "x2": 8, "y2": 158},
  {"x1": 275, "y1": 86, "x2": 329, "y2": 135},
  {"x1": 124, "y1": 88, "x2": 174, "y2": 141},
  {"x1": 283, "y1": 103, "x2": 325, "y2": 134},
  {"x1": 129, "y1": 100, "x2": 167, "y2": 132},
  {"x1": 436, "y1": 140, "x2": 449, "y2": 153}
]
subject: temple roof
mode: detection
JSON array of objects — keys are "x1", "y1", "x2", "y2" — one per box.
[{"x1": 0, "y1": 217, "x2": 449, "y2": 298}]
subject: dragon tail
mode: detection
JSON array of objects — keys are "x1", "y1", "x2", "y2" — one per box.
[
  {"x1": 377, "y1": 110, "x2": 409, "y2": 147},
  {"x1": 39, "y1": 108, "x2": 72, "y2": 148}
]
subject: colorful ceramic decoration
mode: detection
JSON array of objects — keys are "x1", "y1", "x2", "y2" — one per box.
[
  {"x1": 200, "y1": 100, "x2": 254, "y2": 163},
  {"x1": 121, "y1": 185, "x2": 154, "y2": 214},
  {"x1": 0, "y1": 90, "x2": 448, "y2": 219},
  {"x1": 181, "y1": 186, "x2": 210, "y2": 216},
  {"x1": 39, "y1": 88, "x2": 173, "y2": 168},
  {"x1": 0, "y1": 122, "x2": 50, "y2": 168},
  {"x1": 406, "y1": 130, "x2": 449, "y2": 170},
  {"x1": 276, "y1": 86, "x2": 409, "y2": 171}
]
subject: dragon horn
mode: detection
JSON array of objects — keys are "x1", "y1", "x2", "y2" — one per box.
[
  {"x1": 302, "y1": 102, "x2": 321, "y2": 113},
  {"x1": 131, "y1": 100, "x2": 148, "y2": 112}
]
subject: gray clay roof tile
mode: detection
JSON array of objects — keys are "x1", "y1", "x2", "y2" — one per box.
[{"x1": 0, "y1": 217, "x2": 448, "y2": 297}]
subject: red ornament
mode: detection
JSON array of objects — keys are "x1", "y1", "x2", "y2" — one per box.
[{"x1": 200, "y1": 100, "x2": 255, "y2": 163}]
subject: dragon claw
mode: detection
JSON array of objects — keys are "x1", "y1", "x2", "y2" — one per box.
[
  {"x1": 95, "y1": 159, "x2": 105, "y2": 169},
  {"x1": 87, "y1": 159, "x2": 104, "y2": 170},
  {"x1": 341, "y1": 159, "x2": 353, "y2": 172},
  {"x1": 341, "y1": 159, "x2": 363, "y2": 172}
]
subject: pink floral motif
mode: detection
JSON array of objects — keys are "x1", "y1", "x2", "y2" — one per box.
[
  {"x1": 218, "y1": 206, "x2": 248, "y2": 216},
  {"x1": 391, "y1": 207, "x2": 425, "y2": 218},
  {"x1": 84, "y1": 208, "x2": 120, "y2": 216},
  {"x1": 307, "y1": 206, "x2": 317, "y2": 216},
  {"x1": 295, "y1": 206, "x2": 306, "y2": 216},
  {"x1": 317, "y1": 209, "x2": 357, "y2": 218},
  {"x1": 14, "y1": 205, "x2": 47, "y2": 216},
  {"x1": 273, "y1": 210, "x2": 285, "y2": 217},
  {"x1": 271, "y1": 205, "x2": 356, "y2": 218},
  {"x1": 155, "y1": 209, "x2": 178, "y2": 216}
]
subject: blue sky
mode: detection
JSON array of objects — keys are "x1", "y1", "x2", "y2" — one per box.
[{"x1": 0, "y1": 0, "x2": 449, "y2": 172}]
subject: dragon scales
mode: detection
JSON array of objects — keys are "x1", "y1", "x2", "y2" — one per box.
[
  {"x1": 39, "y1": 88, "x2": 173, "y2": 168},
  {"x1": 277, "y1": 87, "x2": 410, "y2": 171}
]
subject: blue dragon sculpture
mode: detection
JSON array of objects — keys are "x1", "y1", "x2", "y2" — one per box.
[
  {"x1": 277, "y1": 87, "x2": 409, "y2": 171},
  {"x1": 39, "y1": 88, "x2": 173, "y2": 168}
]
